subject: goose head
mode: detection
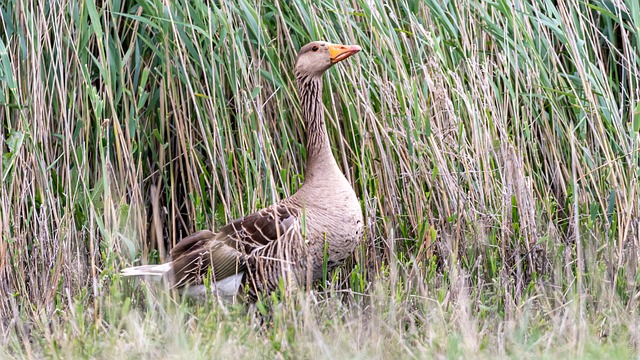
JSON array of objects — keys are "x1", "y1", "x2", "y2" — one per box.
[{"x1": 295, "y1": 41, "x2": 361, "y2": 78}]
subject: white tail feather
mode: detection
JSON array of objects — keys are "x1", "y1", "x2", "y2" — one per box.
[
  {"x1": 182, "y1": 273, "x2": 244, "y2": 297},
  {"x1": 121, "y1": 263, "x2": 244, "y2": 297},
  {"x1": 121, "y1": 262, "x2": 173, "y2": 279}
]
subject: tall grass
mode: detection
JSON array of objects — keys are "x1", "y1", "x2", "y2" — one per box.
[{"x1": 1, "y1": 0, "x2": 639, "y2": 357}]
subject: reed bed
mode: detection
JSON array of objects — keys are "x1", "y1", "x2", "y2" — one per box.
[{"x1": 1, "y1": 0, "x2": 639, "y2": 357}]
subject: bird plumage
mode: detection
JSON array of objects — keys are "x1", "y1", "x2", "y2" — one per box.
[{"x1": 122, "y1": 41, "x2": 363, "y2": 300}]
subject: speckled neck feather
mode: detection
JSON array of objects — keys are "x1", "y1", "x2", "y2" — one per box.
[
  {"x1": 297, "y1": 74, "x2": 327, "y2": 150},
  {"x1": 296, "y1": 73, "x2": 338, "y2": 181}
]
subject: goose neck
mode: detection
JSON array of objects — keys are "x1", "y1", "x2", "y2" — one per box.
[{"x1": 297, "y1": 75, "x2": 339, "y2": 180}]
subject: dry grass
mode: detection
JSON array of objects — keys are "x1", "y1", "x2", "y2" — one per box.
[{"x1": 1, "y1": 0, "x2": 639, "y2": 358}]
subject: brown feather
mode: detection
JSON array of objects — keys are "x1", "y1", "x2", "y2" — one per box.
[
  {"x1": 170, "y1": 230, "x2": 213, "y2": 259},
  {"x1": 222, "y1": 204, "x2": 300, "y2": 252},
  {"x1": 170, "y1": 204, "x2": 301, "y2": 292}
]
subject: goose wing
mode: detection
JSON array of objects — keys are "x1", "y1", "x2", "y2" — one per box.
[{"x1": 170, "y1": 204, "x2": 301, "y2": 288}]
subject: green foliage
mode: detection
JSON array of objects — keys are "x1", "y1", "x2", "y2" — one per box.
[{"x1": 1, "y1": 0, "x2": 639, "y2": 357}]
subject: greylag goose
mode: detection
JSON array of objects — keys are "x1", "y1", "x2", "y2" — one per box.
[{"x1": 122, "y1": 41, "x2": 364, "y2": 299}]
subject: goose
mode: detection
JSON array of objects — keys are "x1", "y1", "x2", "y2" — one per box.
[{"x1": 122, "y1": 41, "x2": 364, "y2": 299}]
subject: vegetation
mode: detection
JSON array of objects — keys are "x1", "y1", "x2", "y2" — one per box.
[{"x1": 1, "y1": 0, "x2": 639, "y2": 357}]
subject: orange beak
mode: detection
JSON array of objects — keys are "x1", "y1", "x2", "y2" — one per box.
[{"x1": 328, "y1": 43, "x2": 362, "y2": 63}]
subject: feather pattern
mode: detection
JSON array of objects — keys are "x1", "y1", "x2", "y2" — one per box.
[{"x1": 169, "y1": 203, "x2": 304, "y2": 297}]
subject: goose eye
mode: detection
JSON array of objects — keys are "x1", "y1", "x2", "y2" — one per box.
[{"x1": 312, "y1": 46, "x2": 319, "y2": 52}]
